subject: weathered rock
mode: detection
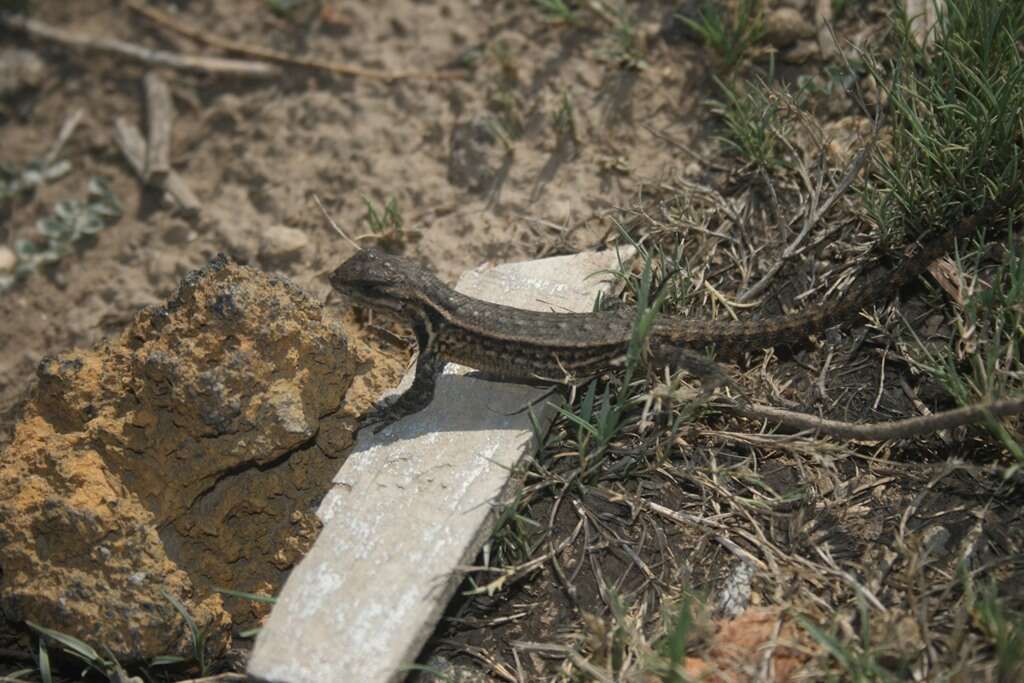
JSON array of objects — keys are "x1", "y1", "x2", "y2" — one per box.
[{"x1": 0, "y1": 256, "x2": 358, "y2": 661}]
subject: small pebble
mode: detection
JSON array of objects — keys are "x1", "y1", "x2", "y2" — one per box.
[
  {"x1": 260, "y1": 224, "x2": 309, "y2": 265},
  {"x1": 0, "y1": 48, "x2": 46, "y2": 96},
  {"x1": 0, "y1": 246, "x2": 17, "y2": 274},
  {"x1": 763, "y1": 7, "x2": 816, "y2": 48},
  {"x1": 783, "y1": 39, "x2": 820, "y2": 64}
]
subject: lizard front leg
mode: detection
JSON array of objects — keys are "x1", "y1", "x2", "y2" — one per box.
[
  {"x1": 384, "y1": 347, "x2": 444, "y2": 420},
  {"x1": 367, "y1": 319, "x2": 443, "y2": 429}
]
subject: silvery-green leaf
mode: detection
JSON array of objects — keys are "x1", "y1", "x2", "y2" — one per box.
[
  {"x1": 38, "y1": 247, "x2": 65, "y2": 264},
  {"x1": 67, "y1": 211, "x2": 89, "y2": 238},
  {"x1": 87, "y1": 176, "x2": 109, "y2": 197},
  {"x1": 37, "y1": 216, "x2": 70, "y2": 239},
  {"x1": 78, "y1": 211, "x2": 106, "y2": 235},
  {"x1": 88, "y1": 176, "x2": 121, "y2": 217},
  {"x1": 14, "y1": 239, "x2": 43, "y2": 258},
  {"x1": 42, "y1": 159, "x2": 72, "y2": 181},
  {"x1": 93, "y1": 201, "x2": 121, "y2": 219},
  {"x1": 14, "y1": 240, "x2": 45, "y2": 272},
  {"x1": 53, "y1": 199, "x2": 81, "y2": 222},
  {"x1": 20, "y1": 169, "x2": 43, "y2": 187}
]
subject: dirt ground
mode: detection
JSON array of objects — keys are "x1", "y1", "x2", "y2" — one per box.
[{"x1": 2, "y1": 0, "x2": 1022, "y2": 680}]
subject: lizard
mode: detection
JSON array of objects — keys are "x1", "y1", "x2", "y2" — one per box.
[{"x1": 329, "y1": 205, "x2": 999, "y2": 423}]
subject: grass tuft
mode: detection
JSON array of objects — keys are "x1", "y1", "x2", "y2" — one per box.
[
  {"x1": 710, "y1": 76, "x2": 800, "y2": 172},
  {"x1": 161, "y1": 588, "x2": 210, "y2": 677},
  {"x1": 867, "y1": 0, "x2": 1024, "y2": 460},
  {"x1": 864, "y1": 0, "x2": 1023, "y2": 245},
  {"x1": 678, "y1": 0, "x2": 764, "y2": 73},
  {"x1": 25, "y1": 621, "x2": 122, "y2": 681}
]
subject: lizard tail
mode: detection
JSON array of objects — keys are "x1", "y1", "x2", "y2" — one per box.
[{"x1": 657, "y1": 200, "x2": 1009, "y2": 357}]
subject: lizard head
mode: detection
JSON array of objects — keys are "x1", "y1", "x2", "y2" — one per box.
[{"x1": 330, "y1": 248, "x2": 433, "y2": 316}]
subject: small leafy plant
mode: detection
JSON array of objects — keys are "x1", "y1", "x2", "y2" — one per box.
[
  {"x1": 360, "y1": 194, "x2": 420, "y2": 249},
  {"x1": 362, "y1": 195, "x2": 403, "y2": 235},
  {"x1": 0, "y1": 158, "x2": 72, "y2": 206},
  {"x1": 26, "y1": 620, "x2": 129, "y2": 682},
  {"x1": 157, "y1": 589, "x2": 212, "y2": 676},
  {"x1": 2, "y1": 176, "x2": 121, "y2": 292}
]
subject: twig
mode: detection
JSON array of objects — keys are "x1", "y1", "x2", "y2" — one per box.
[
  {"x1": 43, "y1": 108, "x2": 84, "y2": 168},
  {"x1": 584, "y1": 0, "x2": 620, "y2": 29},
  {"x1": 729, "y1": 396, "x2": 1024, "y2": 441},
  {"x1": 817, "y1": 348, "x2": 833, "y2": 401},
  {"x1": 113, "y1": 117, "x2": 201, "y2": 215},
  {"x1": 612, "y1": 495, "x2": 770, "y2": 571},
  {"x1": 124, "y1": 0, "x2": 457, "y2": 82},
  {"x1": 736, "y1": 116, "x2": 879, "y2": 304},
  {"x1": 816, "y1": 544, "x2": 887, "y2": 612},
  {"x1": 2, "y1": 14, "x2": 279, "y2": 77},
  {"x1": 312, "y1": 194, "x2": 360, "y2": 249},
  {"x1": 143, "y1": 71, "x2": 173, "y2": 187},
  {"x1": 872, "y1": 348, "x2": 887, "y2": 410},
  {"x1": 510, "y1": 642, "x2": 614, "y2": 683},
  {"x1": 176, "y1": 675, "x2": 249, "y2": 683},
  {"x1": 900, "y1": 375, "x2": 952, "y2": 445}
]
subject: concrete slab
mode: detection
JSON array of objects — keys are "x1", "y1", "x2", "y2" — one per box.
[{"x1": 248, "y1": 248, "x2": 632, "y2": 683}]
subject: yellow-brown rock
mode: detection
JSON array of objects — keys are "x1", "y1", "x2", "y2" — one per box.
[{"x1": 0, "y1": 256, "x2": 357, "y2": 661}]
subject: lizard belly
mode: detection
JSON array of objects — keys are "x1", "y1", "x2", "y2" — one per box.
[{"x1": 435, "y1": 327, "x2": 625, "y2": 381}]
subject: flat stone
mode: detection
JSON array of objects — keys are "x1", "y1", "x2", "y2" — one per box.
[{"x1": 248, "y1": 247, "x2": 633, "y2": 683}]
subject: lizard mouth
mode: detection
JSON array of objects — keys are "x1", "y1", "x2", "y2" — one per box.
[{"x1": 344, "y1": 285, "x2": 408, "y2": 315}]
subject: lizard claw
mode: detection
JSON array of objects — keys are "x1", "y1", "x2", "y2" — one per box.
[{"x1": 360, "y1": 396, "x2": 404, "y2": 434}]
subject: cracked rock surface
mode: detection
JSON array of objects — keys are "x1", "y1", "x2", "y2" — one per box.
[{"x1": 0, "y1": 256, "x2": 358, "y2": 660}]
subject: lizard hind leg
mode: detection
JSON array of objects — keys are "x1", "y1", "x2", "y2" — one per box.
[{"x1": 650, "y1": 342, "x2": 737, "y2": 400}]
